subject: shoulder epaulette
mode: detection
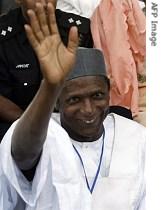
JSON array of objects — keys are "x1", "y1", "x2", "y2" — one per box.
[{"x1": 0, "y1": 8, "x2": 22, "y2": 42}]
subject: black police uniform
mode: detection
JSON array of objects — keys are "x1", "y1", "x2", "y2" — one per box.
[
  {"x1": 0, "y1": 8, "x2": 42, "y2": 140},
  {"x1": 0, "y1": 0, "x2": 17, "y2": 14},
  {"x1": 55, "y1": 9, "x2": 93, "y2": 47}
]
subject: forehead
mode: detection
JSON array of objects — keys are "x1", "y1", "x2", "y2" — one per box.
[
  {"x1": 20, "y1": 0, "x2": 48, "y2": 4},
  {"x1": 60, "y1": 76, "x2": 108, "y2": 98}
]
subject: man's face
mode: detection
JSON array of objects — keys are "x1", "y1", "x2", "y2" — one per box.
[
  {"x1": 59, "y1": 76, "x2": 109, "y2": 141},
  {"x1": 17, "y1": 0, "x2": 54, "y2": 20}
]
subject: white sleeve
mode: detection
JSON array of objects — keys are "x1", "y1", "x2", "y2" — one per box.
[
  {"x1": 0, "y1": 120, "x2": 50, "y2": 207},
  {"x1": 0, "y1": 121, "x2": 19, "y2": 209},
  {"x1": 137, "y1": 191, "x2": 146, "y2": 210},
  {"x1": 137, "y1": 126, "x2": 146, "y2": 210}
]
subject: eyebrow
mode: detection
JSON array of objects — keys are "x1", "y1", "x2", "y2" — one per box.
[{"x1": 64, "y1": 88, "x2": 107, "y2": 99}]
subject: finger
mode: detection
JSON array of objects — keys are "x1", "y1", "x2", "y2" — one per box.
[
  {"x1": 47, "y1": 0, "x2": 57, "y2": 9},
  {"x1": 27, "y1": 10, "x2": 44, "y2": 42},
  {"x1": 67, "y1": 26, "x2": 79, "y2": 54},
  {"x1": 47, "y1": 2, "x2": 59, "y2": 35},
  {"x1": 35, "y1": 3, "x2": 50, "y2": 36},
  {"x1": 24, "y1": 24, "x2": 39, "y2": 50}
]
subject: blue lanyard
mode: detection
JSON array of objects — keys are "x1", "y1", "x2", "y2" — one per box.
[{"x1": 73, "y1": 129, "x2": 105, "y2": 194}]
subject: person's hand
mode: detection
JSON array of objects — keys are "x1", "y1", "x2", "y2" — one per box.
[{"x1": 24, "y1": 0, "x2": 79, "y2": 85}]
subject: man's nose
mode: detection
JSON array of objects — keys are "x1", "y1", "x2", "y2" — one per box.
[{"x1": 81, "y1": 99, "x2": 95, "y2": 115}]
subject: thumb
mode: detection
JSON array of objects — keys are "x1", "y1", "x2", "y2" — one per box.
[{"x1": 67, "y1": 26, "x2": 79, "y2": 54}]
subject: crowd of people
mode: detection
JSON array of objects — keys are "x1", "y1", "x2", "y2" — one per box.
[{"x1": 0, "y1": 0, "x2": 146, "y2": 210}]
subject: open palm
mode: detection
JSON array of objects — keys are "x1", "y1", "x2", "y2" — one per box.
[{"x1": 25, "y1": 1, "x2": 78, "y2": 85}]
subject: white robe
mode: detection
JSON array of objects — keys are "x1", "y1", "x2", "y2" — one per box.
[{"x1": 0, "y1": 113, "x2": 145, "y2": 210}]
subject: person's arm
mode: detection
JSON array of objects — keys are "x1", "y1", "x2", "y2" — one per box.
[
  {"x1": 11, "y1": 0, "x2": 78, "y2": 170},
  {"x1": 0, "y1": 95, "x2": 23, "y2": 122}
]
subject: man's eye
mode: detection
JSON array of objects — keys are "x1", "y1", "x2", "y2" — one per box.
[
  {"x1": 67, "y1": 97, "x2": 80, "y2": 104},
  {"x1": 93, "y1": 92, "x2": 104, "y2": 99}
]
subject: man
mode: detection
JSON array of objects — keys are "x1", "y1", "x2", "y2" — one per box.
[{"x1": 0, "y1": 1, "x2": 145, "y2": 210}]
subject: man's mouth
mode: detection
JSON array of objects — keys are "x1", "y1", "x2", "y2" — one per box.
[{"x1": 82, "y1": 118, "x2": 97, "y2": 124}]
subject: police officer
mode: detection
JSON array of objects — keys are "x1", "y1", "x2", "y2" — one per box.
[
  {"x1": 0, "y1": 3, "x2": 43, "y2": 141},
  {"x1": 0, "y1": 0, "x2": 94, "y2": 141}
]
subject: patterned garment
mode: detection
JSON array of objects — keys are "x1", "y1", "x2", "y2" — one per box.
[{"x1": 91, "y1": 0, "x2": 146, "y2": 116}]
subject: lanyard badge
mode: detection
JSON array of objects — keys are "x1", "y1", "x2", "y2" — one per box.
[{"x1": 73, "y1": 129, "x2": 105, "y2": 194}]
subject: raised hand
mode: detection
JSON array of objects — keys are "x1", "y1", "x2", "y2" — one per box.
[{"x1": 24, "y1": 0, "x2": 79, "y2": 85}]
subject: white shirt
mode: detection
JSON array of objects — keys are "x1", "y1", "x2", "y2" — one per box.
[
  {"x1": 56, "y1": 0, "x2": 101, "y2": 18},
  {"x1": 72, "y1": 116, "x2": 114, "y2": 188}
]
